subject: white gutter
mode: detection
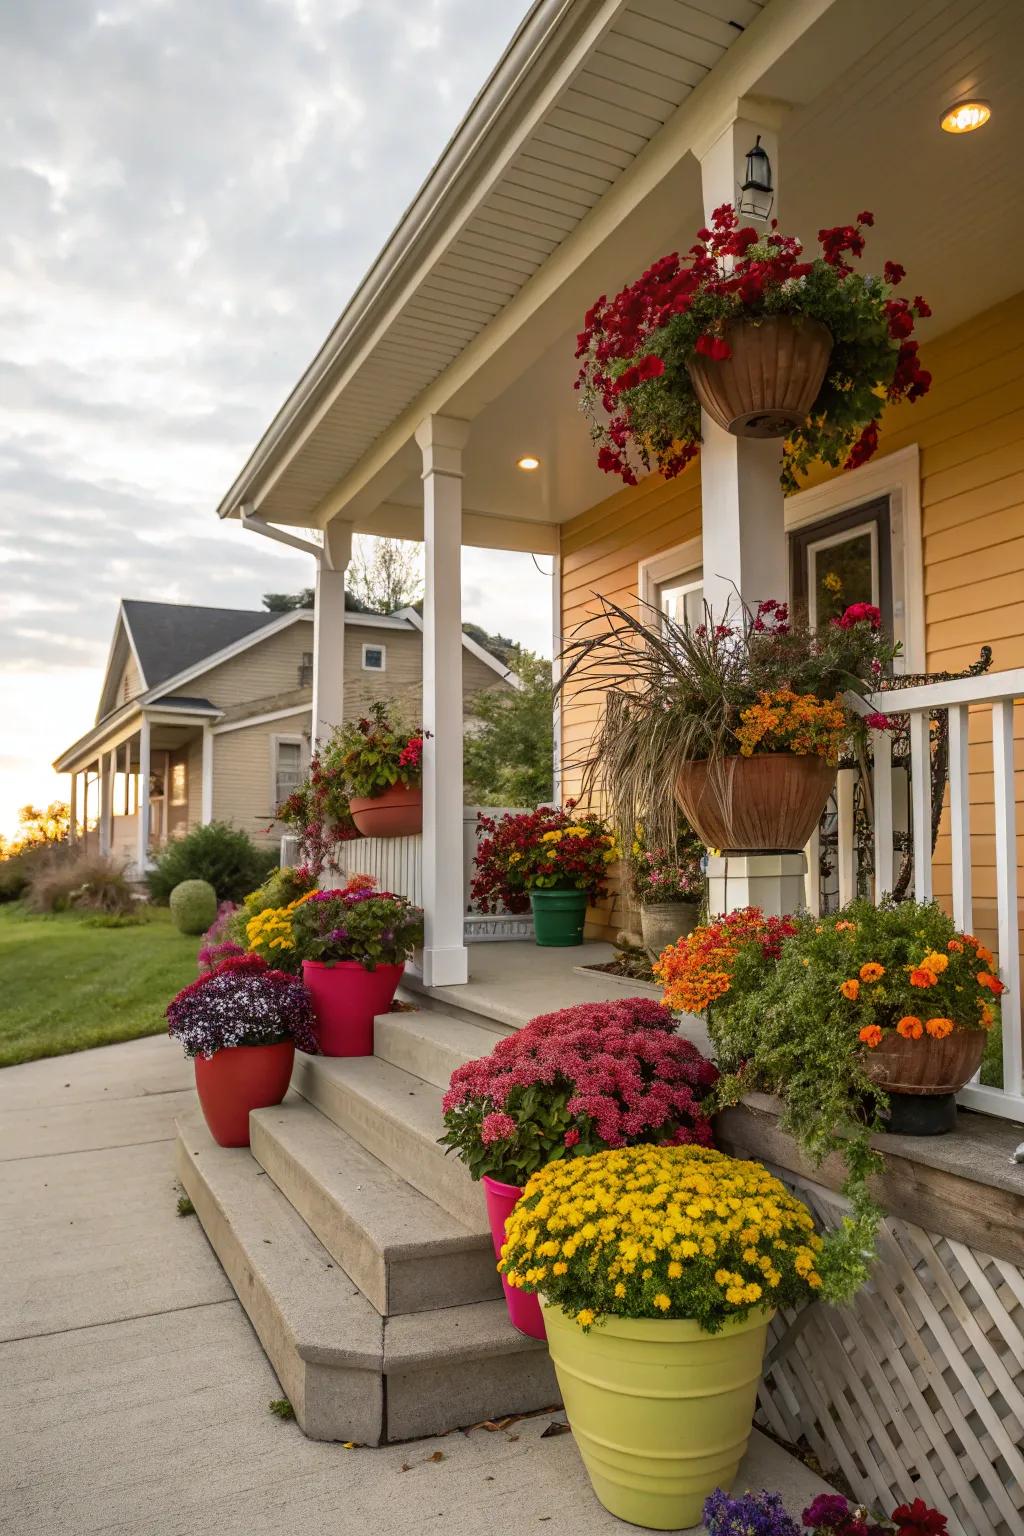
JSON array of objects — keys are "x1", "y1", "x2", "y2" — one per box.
[{"x1": 241, "y1": 508, "x2": 322, "y2": 560}]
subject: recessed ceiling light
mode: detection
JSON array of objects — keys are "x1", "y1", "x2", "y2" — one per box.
[
  {"x1": 516, "y1": 455, "x2": 540, "y2": 471},
  {"x1": 940, "y1": 100, "x2": 991, "y2": 134}
]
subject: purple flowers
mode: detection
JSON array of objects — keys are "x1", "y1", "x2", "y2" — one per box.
[
  {"x1": 167, "y1": 954, "x2": 318, "y2": 1060},
  {"x1": 704, "y1": 1489, "x2": 800, "y2": 1536}
]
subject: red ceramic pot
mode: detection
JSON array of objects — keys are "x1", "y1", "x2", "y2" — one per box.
[
  {"x1": 348, "y1": 784, "x2": 422, "y2": 837},
  {"x1": 302, "y1": 958, "x2": 405, "y2": 1057},
  {"x1": 482, "y1": 1174, "x2": 546, "y2": 1341},
  {"x1": 193, "y1": 1040, "x2": 295, "y2": 1148}
]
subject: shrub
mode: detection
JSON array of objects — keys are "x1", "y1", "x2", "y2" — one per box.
[
  {"x1": 169, "y1": 879, "x2": 218, "y2": 935},
  {"x1": 0, "y1": 849, "x2": 35, "y2": 903},
  {"x1": 166, "y1": 954, "x2": 318, "y2": 1060},
  {"x1": 146, "y1": 822, "x2": 277, "y2": 905},
  {"x1": 440, "y1": 998, "x2": 718, "y2": 1184},
  {"x1": 25, "y1": 848, "x2": 136, "y2": 916}
]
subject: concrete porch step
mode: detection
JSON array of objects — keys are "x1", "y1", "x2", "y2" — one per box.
[
  {"x1": 374, "y1": 1007, "x2": 508, "y2": 1089},
  {"x1": 249, "y1": 1098, "x2": 500, "y2": 1316},
  {"x1": 176, "y1": 1113, "x2": 557, "y2": 1445},
  {"x1": 292, "y1": 1053, "x2": 486, "y2": 1229}
]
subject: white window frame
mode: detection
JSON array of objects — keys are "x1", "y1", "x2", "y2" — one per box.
[
  {"x1": 361, "y1": 642, "x2": 387, "y2": 672},
  {"x1": 271, "y1": 733, "x2": 306, "y2": 813},
  {"x1": 637, "y1": 536, "x2": 703, "y2": 620}
]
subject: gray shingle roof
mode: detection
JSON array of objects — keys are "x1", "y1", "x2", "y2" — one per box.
[{"x1": 122, "y1": 600, "x2": 280, "y2": 690}]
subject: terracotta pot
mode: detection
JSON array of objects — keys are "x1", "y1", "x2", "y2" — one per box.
[
  {"x1": 863, "y1": 1028, "x2": 986, "y2": 1097},
  {"x1": 481, "y1": 1176, "x2": 546, "y2": 1341},
  {"x1": 193, "y1": 1041, "x2": 294, "y2": 1147},
  {"x1": 675, "y1": 753, "x2": 835, "y2": 853},
  {"x1": 640, "y1": 901, "x2": 698, "y2": 961},
  {"x1": 687, "y1": 315, "x2": 833, "y2": 438},
  {"x1": 349, "y1": 783, "x2": 422, "y2": 837},
  {"x1": 302, "y1": 958, "x2": 405, "y2": 1056}
]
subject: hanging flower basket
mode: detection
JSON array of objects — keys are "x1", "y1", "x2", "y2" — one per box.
[
  {"x1": 686, "y1": 314, "x2": 833, "y2": 437},
  {"x1": 675, "y1": 752, "x2": 836, "y2": 853},
  {"x1": 349, "y1": 783, "x2": 422, "y2": 837}
]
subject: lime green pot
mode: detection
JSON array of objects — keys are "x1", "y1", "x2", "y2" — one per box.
[
  {"x1": 529, "y1": 888, "x2": 587, "y2": 946},
  {"x1": 541, "y1": 1299, "x2": 772, "y2": 1530}
]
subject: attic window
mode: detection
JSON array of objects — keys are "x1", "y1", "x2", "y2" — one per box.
[{"x1": 362, "y1": 644, "x2": 386, "y2": 672}]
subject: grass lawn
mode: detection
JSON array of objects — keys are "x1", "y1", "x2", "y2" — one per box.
[{"x1": 0, "y1": 905, "x2": 199, "y2": 1068}]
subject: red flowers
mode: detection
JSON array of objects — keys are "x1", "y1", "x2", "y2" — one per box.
[
  {"x1": 884, "y1": 260, "x2": 906, "y2": 285},
  {"x1": 833, "y1": 602, "x2": 882, "y2": 630},
  {"x1": 694, "y1": 333, "x2": 731, "y2": 361},
  {"x1": 613, "y1": 352, "x2": 666, "y2": 391}
]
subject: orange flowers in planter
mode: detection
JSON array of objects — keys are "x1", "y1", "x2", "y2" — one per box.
[
  {"x1": 896, "y1": 1016, "x2": 924, "y2": 1040},
  {"x1": 840, "y1": 979, "x2": 860, "y2": 1000},
  {"x1": 654, "y1": 907, "x2": 797, "y2": 1015},
  {"x1": 735, "y1": 689, "x2": 848, "y2": 763}
]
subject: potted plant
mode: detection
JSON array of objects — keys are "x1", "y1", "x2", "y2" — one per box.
[
  {"x1": 238, "y1": 870, "x2": 320, "y2": 975},
  {"x1": 290, "y1": 879, "x2": 424, "y2": 1055},
  {"x1": 658, "y1": 899, "x2": 1002, "y2": 1293},
  {"x1": 471, "y1": 803, "x2": 618, "y2": 946},
  {"x1": 276, "y1": 747, "x2": 360, "y2": 881},
  {"x1": 703, "y1": 1488, "x2": 950, "y2": 1535},
  {"x1": 329, "y1": 702, "x2": 427, "y2": 837},
  {"x1": 500, "y1": 1144, "x2": 829, "y2": 1529},
  {"x1": 629, "y1": 824, "x2": 705, "y2": 960},
  {"x1": 561, "y1": 596, "x2": 897, "y2": 856},
  {"x1": 576, "y1": 206, "x2": 930, "y2": 489},
  {"x1": 440, "y1": 997, "x2": 718, "y2": 1339},
  {"x1": 166, "y1": 954, "x2": 318, "y2": 1147}
]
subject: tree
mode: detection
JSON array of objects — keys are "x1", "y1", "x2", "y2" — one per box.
[
  {"x1": 1, "y1": 802, "x2": 71, "y2": 857},
  {"x1": 463, "y1": 650, "x2": 554, "y2": 808},
  {"x1": 347, "y1": 536, "x2": 423, "y2": 614},
  {"x1": 262, "y1": 589, "x2": 314, "y2": 612}
]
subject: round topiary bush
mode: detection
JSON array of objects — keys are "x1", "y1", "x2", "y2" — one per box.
[{"x1": 169, "y1": 879, "x2": 218, "y2": 935}]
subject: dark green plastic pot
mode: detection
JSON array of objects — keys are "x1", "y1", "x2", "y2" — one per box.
[{"x1": 529, "y1": 888, "x2": 588, "y2": 947}]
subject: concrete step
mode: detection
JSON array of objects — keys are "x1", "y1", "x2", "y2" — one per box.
[
  {"x1": 176, "y1": 1112, "x2": 557, "y2": 1444},
  {"x1": 250, "y1": 1099, "x2": 500, "y2": 1316},
  {"x1": 292, "y1": 1053, "x2": 486, "y2": 1229},
  {"x1": 374, "y1": 1007, "x2": 507, "y2": 1089}
]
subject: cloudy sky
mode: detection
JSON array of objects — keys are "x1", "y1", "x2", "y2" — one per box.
[{"x1": 0, "y1": 0, "x2": 550, "y2": 836}]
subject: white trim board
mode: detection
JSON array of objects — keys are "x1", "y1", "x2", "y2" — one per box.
[
  {"x1": 637, "y1": 537, "x2": 702, "y2": 613},
  {"x1": 211, "y1": 705, "x2": 312, "y2": 736}
]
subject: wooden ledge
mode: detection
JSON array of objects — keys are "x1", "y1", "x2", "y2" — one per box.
[{"x1": 715, "y1": 1093, "x2": 1024, "y2": 1267}]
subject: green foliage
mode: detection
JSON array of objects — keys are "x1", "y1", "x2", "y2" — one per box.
[
  {"x1": 268, "y1": 1398, "x2": 295, "y2": 1420},
  {"x1": 169, "y1": 879, "x2": 218, "y2": 935},
  {"x1": 176, "y1": 1194, "x2": 195, "y2": 1217},
  {"x1": 347, "y1": 535, "x2": 422, "y2": 613},
  {"x1": 81, "y1": 911, "x2": 149, "y2": 929},
  {"x1": 146, "y1": 822, "x2": 277, "y2": 905},
  {"x1": 463, "y1": 649, "x2": 554, "y2": 807},
  {"x1": 326, "y1": 702, "x2": 422, "y2": 798},
  {"x1": 231, "y1": 866, "x2": 315, "y2": 941},
  {"x1": 290, "y1": 888, "x2": 423, "y2": 968}
]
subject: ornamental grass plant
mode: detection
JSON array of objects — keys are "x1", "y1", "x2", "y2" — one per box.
[
  {"x1": 166, "y1": 953, "x2": 318, "y2": 1060},
  {"x1": 440, "y1": 998, "x2": 718, "y2": 1184},
  {"x1": 499, "y1": 1144, "x2": 826, "y2": 1331}
]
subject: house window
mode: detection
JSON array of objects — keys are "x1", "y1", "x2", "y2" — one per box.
[
  {"x1": 274, "y1": 739, "x2": 304, "y2": 808},
  {"x1": 656, "y1": 569, "x2": 704, "y2": 631},
  {"x1": 298, "y1": 651, "x2": 314, "y2": 688},
  {"x1": 790, "y1": 497, "x2": 892, "y2": 635},
  {"x1": 170, "y1": 761, "x2": 187, "y2": 807},
  {"x1": 362, "y1": 643, "x2": 386, "y2": 672}
]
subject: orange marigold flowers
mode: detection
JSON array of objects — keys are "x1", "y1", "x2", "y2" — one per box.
[
  {"x1": 979, "y1": 1003, "x2": 994, "y2": 1029},
  {"x1": 977, "y1": 971, "x2": 1006, "y2": 995},
  {"x1": 920, "y1": 951, "x2": 948, "y2": 975},
  {"x1": 925, "y1": 1017, "x2": 954, "y2": 1039},
  {"x1": 947, "y1": 939, "x2": 963, "y2": 952},
  {"x1": 858, "y1": 1024, "x2": 883, "y2": 1048},
  {"x1": 835, "y1": 920, "x2": 857, "y2": 933},
  {"x1": 909, "y1": 967, "x2": 937, "y2": 988},
  {"x1": 896, "y1": 1015, "x2": 924, "y2": 1039},
  {"x1": 735, "y1": 689, "x2": 848, "y2": 762},
  {"x1": 859, "y1": 962, "x2": 885, "y2": 983},
  {"x1": 840, "y1": 978, "x2": 860, "y2": 1000}
]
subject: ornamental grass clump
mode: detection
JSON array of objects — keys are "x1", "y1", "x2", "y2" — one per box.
[
  {"x1": 471, "y1": 803, "x2": 618, "y2": 914},
  {"x1": 440, "y1": 998, "x2": 718, "y2": 1184},
  {"x1": 166, "y1": 954, "x2": 318, "y2": 1060},
  {"x1": 499, "y1": 1144, "x2": 825, "y2": 1331}
]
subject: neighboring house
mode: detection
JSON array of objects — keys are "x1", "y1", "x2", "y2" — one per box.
[{"x1": 54, "y1": 599, "x2": 512, "y2": 872}]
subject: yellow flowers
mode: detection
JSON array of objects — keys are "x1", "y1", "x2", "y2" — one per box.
[
  {"x1": 245, "y1": 890, "x2": 316, "y2": 962},
  {"x1": 499, "y1": 1145, "x2": 824, "y2": 1332}
]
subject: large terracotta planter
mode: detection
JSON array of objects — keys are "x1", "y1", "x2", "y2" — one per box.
[
  {"x1": 687, "y1": 314, "x2": 833, "y2": 438},
  {"x1": 640, "y1": 900, "x2": 698, "y2": 961},
  {"x1": 349, "y1": 783, "x2": 422, "y2": 837},
  {"x1": 302, "y1": 958, "x2": 405, "y2": 1056},
  {"x1": 864, "y1": 1028, "x2": 986, "y2": 1135},
  {"x1": 482, "y1": 1176, "x2": 546, "y2": 1341},
  {"x1": 675, "y1": 752, "x2": 835, "y2": 853},
  {"x1": 194, "y1": 1041, "x2": 294, "y2": 1147},
  {"x1": 542, "y1": 1298, "x2": 772, "y2": 1530}
]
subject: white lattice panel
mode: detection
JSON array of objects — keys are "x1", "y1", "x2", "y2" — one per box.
[{"x1": 757, "y1": 1174, "x2": 1024, "y2": 1536}]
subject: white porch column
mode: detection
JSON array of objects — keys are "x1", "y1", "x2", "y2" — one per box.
[
  {"x1": 68, "y1": 771, "x2": 78, "y2": 846},
  {"x1": 201, "y1": 725, "x2": 214, "y2": 822},
  {"x1": 311, "y1": 519, "x2": 353, "y2": 748},
  {"x1": 99, "y1": 751, "x2": 113, "y2": 857},
  {"x1": 415, "y1": 414, "x2": 470, "y2": 987},
  {"x1": 136, "y1": 718, "x2": 151, "y2": 872}
]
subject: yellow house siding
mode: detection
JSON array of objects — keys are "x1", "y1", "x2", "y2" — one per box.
[{"x1": 211, "y1": 710, "x2": 309, "y2": 846}]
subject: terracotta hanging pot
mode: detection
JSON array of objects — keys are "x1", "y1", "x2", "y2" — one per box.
[
  {"x1": 687, "y1": 315, "x2": 833, "y2": 438},
  {"x1": 675, "y1": 753, "x2": 835, "y2": 853},
  {"x1": 348, "y1": 783, "x2": 422, "y2": 837}
]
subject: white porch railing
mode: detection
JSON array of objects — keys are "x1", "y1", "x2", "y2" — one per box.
[{"x1": 830, "y1": 669, "x2": 1023, "y2": 1123}]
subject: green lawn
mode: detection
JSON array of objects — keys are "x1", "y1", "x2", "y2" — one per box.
[{"x1": 0, "y1": 905, "x2": 199, "y2": 1068}]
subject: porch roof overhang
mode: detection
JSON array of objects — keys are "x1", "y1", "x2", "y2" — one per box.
[
  {"x1": 216, "y1": 0, "x2": 1024, "y2": 550},
  {"x1": 53, "y1": 699, "x2": 223, "y2": 774}
]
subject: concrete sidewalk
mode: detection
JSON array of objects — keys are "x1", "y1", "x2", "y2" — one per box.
[{"x1": 0, "y1": 1035, "x2": 830, "y2": 1536}]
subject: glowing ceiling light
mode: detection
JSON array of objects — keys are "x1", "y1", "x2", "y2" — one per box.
[
  {"x1": 940, "y1": 100, "x2": 991, "y2": 134},
  {"x1": 516, "y1": 455, "x2": 540, "y2": 471}
]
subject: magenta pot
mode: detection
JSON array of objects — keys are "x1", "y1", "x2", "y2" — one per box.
[
  {"x1": 482, "y1": 1174, "x2": 546, "y2": 1341},
  {"x1": 302, "y1": 958, "x2": 405, "y2": 1057}
]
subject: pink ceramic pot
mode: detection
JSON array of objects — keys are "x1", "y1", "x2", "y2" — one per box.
[
  {"x1": 482, "y1": 1174, "x2": 546, "y2": 1341},
  {"x1": 302, "y1": 958, "x2": 405, "y2": 1057}
]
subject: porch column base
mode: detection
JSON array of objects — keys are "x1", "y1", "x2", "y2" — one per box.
[
  {"x1": 707, "y1": 853, "x2": 806, "y2": 919},
  {"x1": 420, "y1": 944, "x2": 470, "y2": 988}
]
